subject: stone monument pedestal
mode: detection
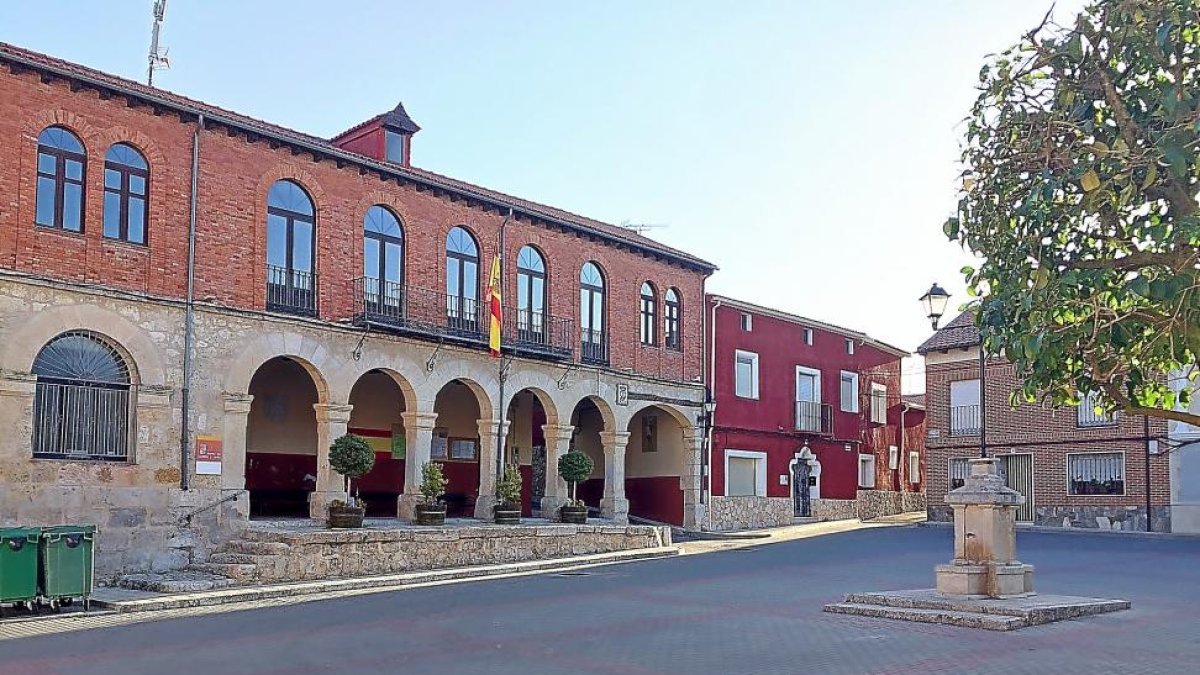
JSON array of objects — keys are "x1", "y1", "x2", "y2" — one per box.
[
  {"x1": 824, "y1": 457, "x2": 1130, "y2": 629},
  {"x1": 935, "y1": 457, "x2": 1034, "y2": 598}
]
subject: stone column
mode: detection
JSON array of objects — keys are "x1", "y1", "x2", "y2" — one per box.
[
  {"x1": 681, "y1": 431, "x2": 706, "y2": 530},
  {"x1": 398, "y1": 409, "x2": 439, "y2": 520},
  {"x1": 935, "y1": 457, "x2": 1034, "y2": 598},
  {"x1": 310, "y1": 403, "x2": 354, "y2": 519},
  {"x1": 600, "y1": 430, "x2": 631, "y2": 522},
  {"x1": 540, "y1": 424, "x2": 575, "y2": 519},
  {"x1": 473, "y1": 418, "x2": 510, "y2": 519},
  {"x1": 220, "y1": 393, "x2": 254, "y2": 518}
]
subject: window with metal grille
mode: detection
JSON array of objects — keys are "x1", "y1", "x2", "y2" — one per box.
[
  {"x1": 1068, "y1": 452, "x2": 1125, "y2": 495},
  {"x1": 32, "y1": 332, "x2": 132, "y2": 461},
  {"x1": 949, "y1": 457, "x2": 970, "y2": 489}
]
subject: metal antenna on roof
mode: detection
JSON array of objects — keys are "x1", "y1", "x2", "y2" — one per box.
[
  {"x1": 147, "y1": 0, "x2": 170, "y2": 86},
  {"x1": 619, "y1": 219, "x2": 668, "y2": 235}
]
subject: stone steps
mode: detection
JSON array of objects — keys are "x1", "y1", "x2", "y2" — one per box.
[
  {"x1": 824, "y1": 602, "x2": 1026, "y2": 631},
  {"x1": 188, "y1": 562, "x2": 259, "y2": 584},
  {"x1": 224, "y1": 540, "x2": 292, "y2": 556},
  {"x1": 207, "y1": 552, "x2": 261, "y2": 565},
  {"x1": 825, "y1": 589, "x2": 1131, "y2": 631},
  {"x1": 116, "y1": 570, "x2": 236, "y2": 593}
]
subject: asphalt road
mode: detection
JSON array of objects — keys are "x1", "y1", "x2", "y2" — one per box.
[{"x1": 5, "y1": 526, "x2": 1200, "y2": 675}]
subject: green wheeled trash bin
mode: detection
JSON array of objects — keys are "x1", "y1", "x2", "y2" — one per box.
[
  {"x1": 39, "y1": 525, "x2": 96, "y2": 612},
  {"x1": 0, "y1": 527, "x2": 40, "y2": 615}
]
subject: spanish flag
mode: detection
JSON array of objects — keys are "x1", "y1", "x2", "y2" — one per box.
[{"x1": 487, "y1": 255, "x2": 502, "y2": 357}]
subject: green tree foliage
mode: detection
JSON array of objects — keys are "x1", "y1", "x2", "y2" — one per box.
[
  {"x1": 947, "y1": 0, "x2": 1200, "y2": 426},
  {"x1": 496, "y1": 463, "x2": 523, "y2": 508},
  {"x1": 419, "y1": 461, "x2": 448, "y2": 506},
  {"x1": 329, "y1": 434, "x2": 376, "y2": 500},
  {"x1": 558, "y1": 449, "x2": 595, "y2": 505}
]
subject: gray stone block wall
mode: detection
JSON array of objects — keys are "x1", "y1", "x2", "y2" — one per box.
[
  {"x1": 706, "y1": 496, "x2": 792, "y2": 531},
  {"x1": 856, "y1": 490, "x2": 928, "y2": 521}
]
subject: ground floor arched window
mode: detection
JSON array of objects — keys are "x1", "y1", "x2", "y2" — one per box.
[{"x1": 32, "y1": 331, "x2": 132, "y2": 461}]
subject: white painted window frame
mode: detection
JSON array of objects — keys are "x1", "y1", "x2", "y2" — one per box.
[
  {"x1": 870, "y1": 382, "x2": 888, "y2": 424},
  {"x1": 1065, "y1": 450, "x2": 1127, "y2": 497},
  {"x1": 908, "y1": 450, "x2": 921, "y2": 484},
  {"x1": 840, "y1": 370, "x2": 859, "y2": 413},
  {"x1": 734, "y1": 349, "x2": 760, "y2": 399},
  {"x1": 858, "y1": 453, "x2": 876, "y2": 489},
  {"x1": 725, "y1": 449, "x2": 768, "y2": 497}
]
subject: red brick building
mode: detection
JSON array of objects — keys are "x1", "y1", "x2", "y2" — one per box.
[
  {"x1": 0, "y1": 41, "x2": 715, "y2": 574},
  {"x1": 703, "y1": 295, "x2": 925, "y2": 530},
  {"x1": 918, "y1": 312, "x2": 1170, "y2": 532}
]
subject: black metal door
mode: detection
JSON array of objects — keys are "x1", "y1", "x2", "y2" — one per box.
[{"x1": 793, "y1": 460, "x2": 812, "y2": 517}]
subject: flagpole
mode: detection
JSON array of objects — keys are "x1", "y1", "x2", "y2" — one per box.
[{"x1": 495, "y1": 208, "x2": 512, "y2": 486}]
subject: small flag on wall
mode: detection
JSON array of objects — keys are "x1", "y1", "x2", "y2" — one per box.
[{"x1": 487, "y1": 255, "x2": 502, "y2": 356}]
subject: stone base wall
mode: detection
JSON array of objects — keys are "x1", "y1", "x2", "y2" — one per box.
[
  {"x1": 706, "y1": 496, "x2": 792, "y2": 531},
  {"x1": 856, "y1": 490, "x2": 927, "y2": 521},
  {"x1": 927, "y1": 504, "x2": 1171, "y2": 533},
  {"x1": 812, "y1": 498, "x2": 857, "y2": 521},
  {"x1": 237, "y1": 524, "x2": 670, "y2": 584}
]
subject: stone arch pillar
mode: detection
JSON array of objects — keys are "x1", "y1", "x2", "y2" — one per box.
[
  {"x1": 474, "y1": 418, "x2": 511, "y2": 519},
  {"x1": 601, "y1": 430, "x2": 631, "y2": 522},
  {"x1": 220, "y1": 393, "x2": 254, "y2": 518},
  {"x1": 310, "y1": 402, "x2": 354, "y2": 518},
  {"x1": 398, "y1": 408, "x2": 439, "y2": 520}
]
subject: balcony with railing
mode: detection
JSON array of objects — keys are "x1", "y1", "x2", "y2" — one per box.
[
  {"x1": 503, "y1": 306, "x2": 574, "y2": 361},
  {"x1": 1077, "y1": 403, "x2": 1118, "y2": 428},
  {"x1": 352, "y1": 278, "x2": 574, "y2": 360},
  {"x1": 795, "y1": 400, "x2": 833, "y2": 435},
  {"x1": 266, "y1": 265, "x2": 318, "y2": 317},
  {"x1": 949, "y1": 404, "x2": 981, "y2": 436},
  {"x1": 581, "y1": 328, "x2": 609, "y2": 366}
]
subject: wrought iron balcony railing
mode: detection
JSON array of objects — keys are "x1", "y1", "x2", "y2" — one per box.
[
  {"x1": 503, "y1": 306, "x2": 574, "y2": 360},
  {"x1": 795, "y1": 400, "x2": 833, "y2": 434},
  {"x1": 949, "y1": 404, "x2": 981, "y2": 436},
  {"x1": 266, "y1": 265, "x2": 318, "y2": 317},
  {"x1": 354, "y1": 277, "x2": 485, "y2": 342},
  {"x1": 581, "y1": 328, "x2": 609, "y2": 366}
]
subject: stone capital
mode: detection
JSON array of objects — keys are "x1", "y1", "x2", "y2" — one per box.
[
  {"x1": 542, "y1": 424, "x2": 575, "y2": 444},
  {"x1": 599, "y1": 430, "x2": 632, "y2": 447},
  {"x1": 477, "y1": 418, "x2": 511, "y2": 439},
  {"x1": 401, "y1": 410, "x2": 440, "y2": 431},
  {"x1": 136, "y1": 384, "x2": 173, "y2": 409},
  {"x1": 222, "y1": 392, "x2": 255, "y2": 414},
  {"x1": 313, "y1": 403, "x2": 354, "y2": 424}
]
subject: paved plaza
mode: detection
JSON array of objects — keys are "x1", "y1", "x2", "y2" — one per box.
[{"x1": 4, "y1": 525, "x2": 1199, "y2": 674}]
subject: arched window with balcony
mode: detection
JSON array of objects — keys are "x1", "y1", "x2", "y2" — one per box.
[
  {"x1": 446, "y1": 226, "x2": 480, "y2": 332},
  {"x1": 32, "y1": 331, "x2": 132, "y2": 461},
  {"x1": 640, "y1": 282, "x2": 658, "y2": 346},
  {"x1": 362, "y1": 205, "x2": 404, "y2": 318},
  {"x1": 580, "y1": 262, "x2": 607, "y2": 364},
  {"x1": 35, "y1": 126, "x2": 86, "y2": 232},
  {"x1": 103, "y1": 143, "x2": 149, "y2": 244},
  {"x1": 265, "y1": 179, "x2": 316, "y2": 316},
  {"x1": 664, "y1": 288, "x2": 682, "y2": 351},
  {"x1": 516, "y1": 245, "x2": 546, "y2": 343}
]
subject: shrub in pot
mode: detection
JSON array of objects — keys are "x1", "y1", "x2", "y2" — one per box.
[
  {"x1": 416, "y1": 461, "x2": 448, "y2": 526},
  {"x1": 494, "y1": 463, "x2": 523, "y2": 525},
  {"x1": 328, "y1": 433, "x2": 375, "y2": 528},
  {"x1": 557, "y1": 449, "x2": 594, "y2": 524}
]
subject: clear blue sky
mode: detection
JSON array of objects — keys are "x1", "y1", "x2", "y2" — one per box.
[{"x1": 1, "y1": 0, "x2": 1084, "y2": 392}]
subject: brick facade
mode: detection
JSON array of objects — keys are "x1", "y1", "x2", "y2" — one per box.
[{"x1": 922, "y1": 345, "x2": 1171, "y2": 532}]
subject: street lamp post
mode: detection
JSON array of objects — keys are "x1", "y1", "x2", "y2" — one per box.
[
  {"x1": 921, "y1": 283, "x2": 987, "y2": 459},
  {"x1": 698, "y1": 390, "x2": 716, "y2": 530}
]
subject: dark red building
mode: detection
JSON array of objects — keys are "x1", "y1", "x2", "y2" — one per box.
[{"x1": 704, "y1": 295, "x2": 925, "y2": 530}]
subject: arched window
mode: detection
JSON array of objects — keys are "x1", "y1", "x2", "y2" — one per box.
[
  {"x1": 363, "y1": 205, "x2": 404, "y2": 313},
  {"x1": 580, "y1": 262, "x2": 607, "y2": 363},
  {"x1": 35, "y1": 126, "x2": 86, "y2": 232},
  {"x1": 446, "y1": 226, "x2": 480, "y2": 331},
  {"x1": 664, "y1": 288, "x2": 681, "y2": 351},
  {"x1": 32, "y1": 332, "x2": 132, "y2": 461},
  {"x1": 640, "y1": 282, "x2": 658, "y2": 346},
  {"x1": 516, "y1": 245, "x2": 546, "y2": 341},
  {"x1": 265, "y1": 180, "x2": 316, "y2": 315},
  {"x1": 103, "y1": 143, "x2": 149, "y2": 244}
]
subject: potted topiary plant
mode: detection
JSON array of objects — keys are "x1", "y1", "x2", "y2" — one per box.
[
  {"x1": 493, "y1": 463, "x2": 523, "y2": 525},
  {"x1": 557, "y1": 449, "x2": 594, "y2": 524},
  {"x1": 328, "y1": 433, "x2": 375, "y2": 528},
  {"x1": 416, "y1": 460, "x2": 448, "y2": 526}
]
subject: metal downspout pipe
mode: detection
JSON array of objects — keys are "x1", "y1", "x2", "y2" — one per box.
[
  {"x1": 705, "y1": 298, "x2": 723, "y2": 530},
  {"x1": 179, "y1": 114, "x2": 204, "y2": 491}
]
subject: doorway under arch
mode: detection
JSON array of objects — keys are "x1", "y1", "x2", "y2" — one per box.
[{"x1": 246, "y1": 357, "x2": 321, "y2": 518}]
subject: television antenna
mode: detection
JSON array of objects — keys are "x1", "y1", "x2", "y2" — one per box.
[
  {"x1": 147, "y1": 0, "x2": 170, "y2": 86},
  {"x1": 619, "y1": 219, "x2": 668, "y2": 235}
]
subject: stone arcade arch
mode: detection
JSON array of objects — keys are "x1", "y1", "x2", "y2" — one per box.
[
  {"x1": 625, "y1": 404, "x2": 694, "y2": 526},
  {"x1": 245, "y1": 356, "x2": 327, "y2": 518},
  {"x1": 503, "y1": 387, "x2": 560, "y2": 517},
  {"x1": 346, "y1": 369, "x2": 411, "y2": 517}
]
